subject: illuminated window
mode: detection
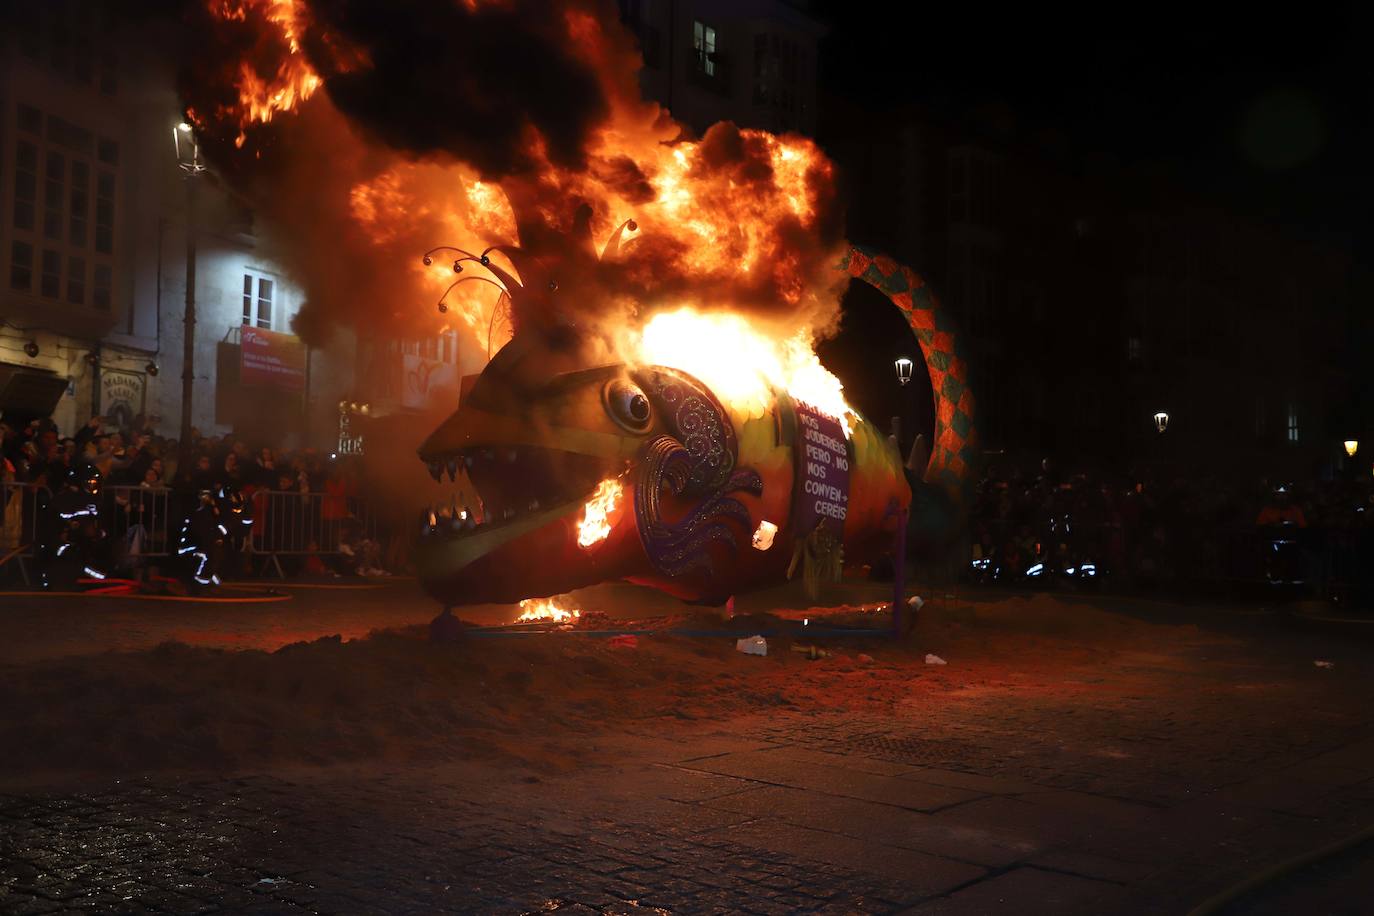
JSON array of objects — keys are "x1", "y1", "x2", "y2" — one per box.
[
  {"x1": 693, "y1": 21, "x2": 717, "y2": 77},
  {"x1": 1286, "y1": 403, "x2": 1299, "y2": 443},
  {"x1": 242, "y1": 270, "x2": 275, "y2": 329}
]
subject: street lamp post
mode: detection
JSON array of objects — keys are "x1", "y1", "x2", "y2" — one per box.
[
  {"x1": 173, "y1": 122, "x2": 205, "y2": 463},
  {"x1": 1153, "y1": 411, "x2": 1170, "y2": 434},
  {"x1": 1344, "y1": 439, "x2": 1359, "y2": 458}
]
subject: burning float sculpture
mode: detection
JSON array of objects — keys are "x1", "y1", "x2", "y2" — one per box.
[
  {"x1": 415, "y1": 227, "x2": 977, "y2": 607},
  {"x1": 177, "y1": 0, "x2": 979, "y2": 608}
]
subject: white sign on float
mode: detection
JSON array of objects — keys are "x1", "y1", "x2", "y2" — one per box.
[{"x1": 792, "y1": 401, "x2": 850, "y2": 536}]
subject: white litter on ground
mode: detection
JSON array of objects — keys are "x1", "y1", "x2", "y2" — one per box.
[
  {"x1": 925, "y1": 653, "x2": 947, "y2": 665},
  {"x1": 736, "y1": 635, "x2": 768, "y2": 656}
]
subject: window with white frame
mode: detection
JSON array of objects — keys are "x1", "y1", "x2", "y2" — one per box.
[
  {"x1": 242, "y1": 270, "x2": 275, "y2": 329},
  {"x1": 1286, "y1": 402, "x2": 1299, "y2": 443}
]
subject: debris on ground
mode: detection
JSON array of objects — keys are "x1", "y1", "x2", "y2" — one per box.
[
  {"x1": 1315, "y1": 660, "x2": 1335, "y2": 669},
  {"x1": 428, "y1": 609, "x2": 465, "y2": 643},
  {"x1": 790, "y1": 644, "x2": 831, "y2": 660},
  {"x1": 925, "y1": 653, "x2": 947, "y2": 665},
  {"x1": 856, "y1": 653, "x2": 875, "y2": 664},
  {"x1": 607, "y1": 634, "x2": 638, "y2": 649},
  {"x1": 735, "y1": 635, "x2": 768, "y2": 656}
]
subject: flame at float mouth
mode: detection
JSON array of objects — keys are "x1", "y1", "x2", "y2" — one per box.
[{"x1": 577, "y1": 478, "x2": 624, "y2": 548}]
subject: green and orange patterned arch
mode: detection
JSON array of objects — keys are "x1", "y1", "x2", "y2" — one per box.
[{"x1": 840, "y1": 244, "x2": 979, "y2": 510}]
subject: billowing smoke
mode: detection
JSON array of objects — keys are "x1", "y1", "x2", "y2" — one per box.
[
  {"x1": 176, "y1": 0, "x2": 846, "y2": 355},
  {"x1": 303, "y1": 0, "x2": 625, "y2": 177}
]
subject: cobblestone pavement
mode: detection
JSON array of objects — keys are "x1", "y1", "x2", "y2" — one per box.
[{"x1": 4, "y1": 595, "x2": 1374, "y2": 913}]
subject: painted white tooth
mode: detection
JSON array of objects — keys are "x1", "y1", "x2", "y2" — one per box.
[
  {"x1": 447, "y1": 459, "x2": 459, "y2": 481},
  {"x1": 428, "y1": 462, "x2": 442, "y2": 481}
]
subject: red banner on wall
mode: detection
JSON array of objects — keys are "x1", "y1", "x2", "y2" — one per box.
[{"x1": 241, "y1": 326, "x2": 306, "y2": 391}]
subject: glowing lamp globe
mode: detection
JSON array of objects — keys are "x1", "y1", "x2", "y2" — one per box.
[
  {"x1": 895, "y1": 357, "x2": 914, "y2": 386},
  {"x1": 1345, "y1": 440, "x2": 1359, "y2": 458},
  {"x1": 1153, "y1": 411, "x2": 1170, "y2": 433}
]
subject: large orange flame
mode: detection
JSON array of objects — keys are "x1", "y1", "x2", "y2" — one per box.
[
  {"x1": 631, "y1": 308, "x2": 855, "y2": 434},
  {"x1": 516, "y1": 596, "x2": 579, "y2": 623},
  {"x1": 190, "y1": 1, "x2": 849, "y2": 395},
  {"x1": 206, "y1": 0, "x2": 324, "y2": 147},
  {"x1": 577, "y1": 478, "x2": 623, "y2": 548}
]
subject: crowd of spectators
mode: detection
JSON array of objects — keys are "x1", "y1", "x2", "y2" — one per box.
[
  {"x1": 966, "y1": 459, "x2": 1374, "y2": 599},
  {"x1": 1, "y1": 412, "x2": 353, "y2": 494},
  {"x1": 2, "y1": 413, "x2": 389, "y2": 578}
]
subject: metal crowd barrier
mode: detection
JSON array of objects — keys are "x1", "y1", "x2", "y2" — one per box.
[
  {"x1": 250, "y1": 489, "x2": 382, "y2": 578},
  {"x1": 103, "y1": 486, "x2": 175, "y2": 558},
  {"x1": 1, "y1": 482, "x2": 46, "y2": 584},
  {"x1": 2, "y1": 483, "x2": 385, "y2": 584}
]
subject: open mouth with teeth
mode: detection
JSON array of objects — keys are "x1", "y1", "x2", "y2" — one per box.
[
  {"x1": 413, "y1": 359, "x2": 659, "y2": 607},
  {"x1": 422, "y1": 445, "x2": 611, "y2": 529},
  {"x1": 414, "y1": 442, "x2": 637, "y2": 605}
]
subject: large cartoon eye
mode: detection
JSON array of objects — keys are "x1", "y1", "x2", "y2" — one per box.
[{"x1": 604, "y1": 379, "x2": 652, "y2": 432}]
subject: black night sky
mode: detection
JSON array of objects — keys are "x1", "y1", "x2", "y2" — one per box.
[
  {"x1": 813, "y1": 0, "x2": 1373, "y2": 456},
  {"x1": 816, "y1": 0, "x2": 1373, "y2": 250}
]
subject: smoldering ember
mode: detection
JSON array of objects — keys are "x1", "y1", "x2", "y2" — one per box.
[{"x1": 2, "y1": 2, "x2": 1374, "y2": 915}]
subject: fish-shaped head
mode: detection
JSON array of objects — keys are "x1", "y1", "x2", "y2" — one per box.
[{"x1": 416, "y1": 330, "x2": 762, "y2": 605}]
